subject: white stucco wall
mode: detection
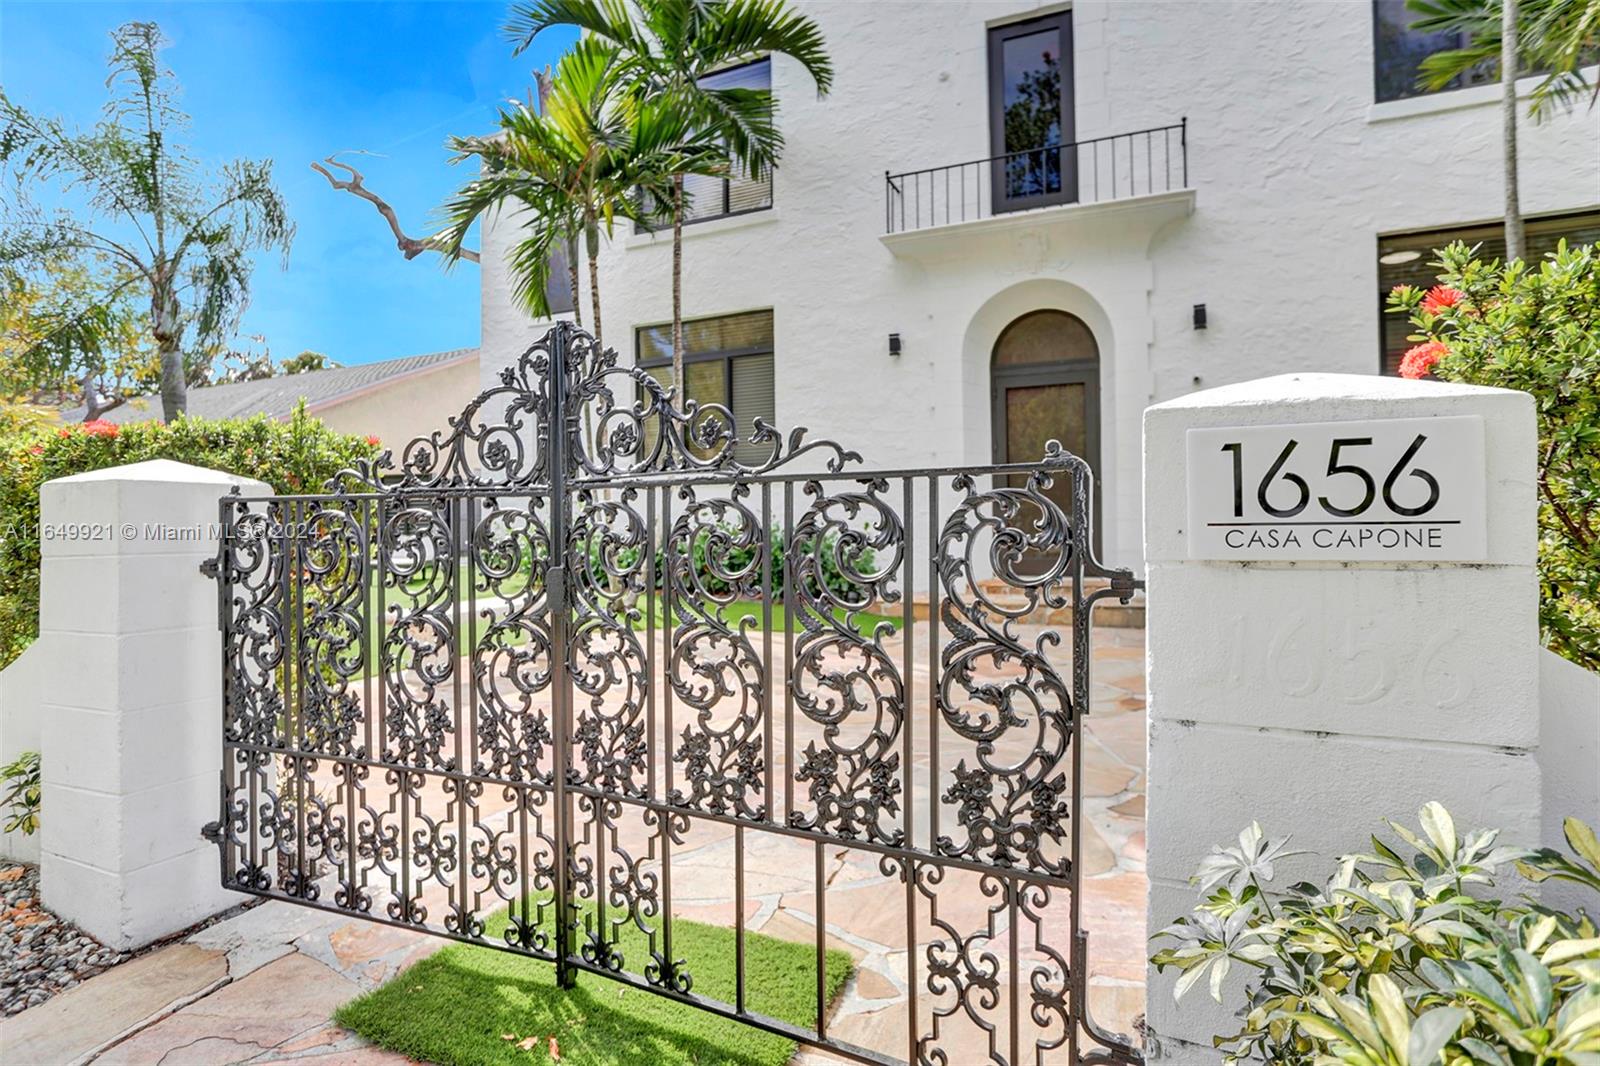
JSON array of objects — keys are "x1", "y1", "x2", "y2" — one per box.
[
  {"x1": 1540, "y1": 647, "x2": 1600, "y2": 916},
  {"x1": 312, "y1": 353, "x2": 480, "y2": 454},
  {"x1": 480, "y1": 1, "x2": 1600, "y2": 572}
]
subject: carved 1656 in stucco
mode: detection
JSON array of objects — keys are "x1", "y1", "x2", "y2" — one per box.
[{"x1": 1185, "y1": 415, "x2": 1488, "y2": 561}]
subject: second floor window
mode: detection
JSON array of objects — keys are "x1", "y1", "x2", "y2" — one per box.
[
  {"x1": 637, "y1": 58, "x2": 774, "y2": 230},
  {"x1": 1373, "y1": 0, "x2": 1495, "y2": 102}
]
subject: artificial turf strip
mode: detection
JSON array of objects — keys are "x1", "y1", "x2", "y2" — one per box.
[{"x1": 334, "y1": 905, "x2": 854, "y2": 1066}]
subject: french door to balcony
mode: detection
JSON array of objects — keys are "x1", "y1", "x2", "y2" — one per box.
[{"x1": 988, "y1": 10, "x2": 1077, "y2": 214}]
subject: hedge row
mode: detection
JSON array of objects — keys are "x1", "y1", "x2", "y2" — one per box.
[{"x1": 0, "y1": 407, "x2": 377, "y2": 668}]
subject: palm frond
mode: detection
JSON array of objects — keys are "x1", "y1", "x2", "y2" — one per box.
[
  {"x1": 505, "y1": 0, "x2": 652, "y2": 60},
  {"x1": 0, "y1": 94, "x2": 160, "y2": 257},
  {"x1": 698, "y1": 0, "x2": 834, "y2": 95},
  {"x1": 691, "y1": 84, "x2": 781, "y2": 175},
  {"x1": 171, "y1": 158, "x2": 294, "y2": 270},
  {"x1": 506, "y1": 222, "x2": 565, "y2": 317},
  {"x1": 1406, "y1": 0, "x2": 1600, "y2": 116},
  {"x1": 1417, "y1": 39, "x2": 1501, "y2": 90}
]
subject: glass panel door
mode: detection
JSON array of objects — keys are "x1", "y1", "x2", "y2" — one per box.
[
  {"x1": 988, "y1": 12, "x2": 1076, "y2": 214},
  {"x1": 1003, "y1": 383, "x2": 1087, "y2": 568},
  {"x1": 992, "y1": 309, "x2": 1100, "y2": 567}
]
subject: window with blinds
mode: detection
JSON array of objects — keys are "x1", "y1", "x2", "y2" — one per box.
[
  {"x1": 635, "y1": 59, "x2": 774, "y2": 230},
  {"x1": 1377, "y1": 211, "x2": 1600, "y2": 374},
  {"x1": 637, "y1": 311, "x2": 776, "y2": 464}
]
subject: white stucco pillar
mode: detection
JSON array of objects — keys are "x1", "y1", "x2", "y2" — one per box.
[
  {"x1": 1141, "y1": 374, "x2": 1540, "y2": 1061},
  {"x1": 37, "y1": 459, "x2": 269, "y2": 950}
]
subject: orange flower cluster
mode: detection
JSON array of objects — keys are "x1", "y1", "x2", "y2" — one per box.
[
  {"x1": 56, "y1": 419, "x2": 120, "y2": 438},
  {"x1": 1399, "y1": 340, "x2": 1449, "y2": 379},
  {"x1": 1420, "y1": 285, "x2": 1464, "y2": 316}
]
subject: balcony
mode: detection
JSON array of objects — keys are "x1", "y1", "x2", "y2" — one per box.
[{"x1": 883, "y1": 121, "x2": 1190, "y2": 236}]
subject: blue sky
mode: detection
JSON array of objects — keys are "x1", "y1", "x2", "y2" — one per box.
[{"x1": 0, "y1": 1, "x2": 577, "y2": 365}]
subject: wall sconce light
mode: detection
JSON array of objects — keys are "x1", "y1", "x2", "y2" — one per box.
[
  {"x1": 1192, "y1": 304, "x2": 1207, "y2": 330},
  {"x1": 888, "y1": 333, "x2": 902, "y2": 356}
]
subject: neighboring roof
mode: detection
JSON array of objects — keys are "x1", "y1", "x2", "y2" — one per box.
[{"x1": 67, "y1": 348, "x2": 478, "y2": 424}]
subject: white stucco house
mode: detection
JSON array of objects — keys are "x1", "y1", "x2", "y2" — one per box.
[{"x1": 479, "y1": 0, "x2": 1600, "y2": 571}]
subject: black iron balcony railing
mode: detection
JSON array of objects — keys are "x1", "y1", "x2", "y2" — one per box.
[{"x1": 884, "y1": 119, "x2": 1188, "y2": 235}]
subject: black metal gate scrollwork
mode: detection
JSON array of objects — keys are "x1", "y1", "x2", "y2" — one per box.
[{"x1": 202, "y1": 322, "x2": 1144, "y2": 1065}]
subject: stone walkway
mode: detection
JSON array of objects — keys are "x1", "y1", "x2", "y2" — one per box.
[{"x1": 0, "y1": 627, "x2": 1146, "y2": 1065}]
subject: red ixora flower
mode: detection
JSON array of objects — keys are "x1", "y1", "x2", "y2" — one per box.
[
  {"x1": 365, "y1": 435, "x2": 381, "y2": 447},
  {"x1": 81, "y1": 419, "x2": 120, "y2": 438},
  {"x1": 1399, "y1": 340, "x2": 1449, "y2": 379},
  {"x1": 1421, "y1": 285, "x2": 1464, "y2": 315}
]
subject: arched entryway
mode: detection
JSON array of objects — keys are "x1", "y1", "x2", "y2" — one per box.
[{"x1": 990, "y1": 309, "x2": 1101, "y2": 553}]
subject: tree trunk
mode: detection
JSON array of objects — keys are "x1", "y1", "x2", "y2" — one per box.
[
  {"x1": 567, "y1": 234, "x2": 583, "y2": 328},
  {"x1": 1502, "y1": 0, "x2": 1524, "y2": 260},
  {"x1": 585, "y1": 222, "x2": 602, "y2": 351},
  {"x1": 671, "y1": 174, "x2": 685, "y2": 409},
  {"x1": 152, "y1": 275, "x2": 186, "y2": 420},
  {"x1": 579, "y1": 225, "x2": 600, "y2": 466}
]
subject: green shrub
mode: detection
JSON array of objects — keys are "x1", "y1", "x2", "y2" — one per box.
[
  {"x1": 1, "y1": 750, "x2": 39, "y2": 835},
  {"x1": 583, "y1": 524, "x2": 878, "y2": 604},
  {"x1": 0, "y1": 405, "x2": 376, "y2": 668},
  {"x1": 1152, "y1": 803, "x2": 1600, "y2": 1064},
  {"x1": 1388, "y1": 241, "x2": 1600, "y2": 672}
]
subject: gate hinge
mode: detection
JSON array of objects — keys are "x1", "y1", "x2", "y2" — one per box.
[
  {"x1": 200, "y1": 819, "x2": 224, "y2": 844},
  {"x1": 199, "y1": 556, "x2": 220, "y2": 580}
]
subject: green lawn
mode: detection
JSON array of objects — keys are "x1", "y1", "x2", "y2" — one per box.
[
  {"x1": 334, "y1": 904, "x2": 853, "y2": 1066},
  {"x1": 380, "y1": 581, "x2": 900, "y2": 635},
  {"x1": 378, "y1": 560, "x2": 901, "y2": 633},
  {"x1": 348, "y1": 593, "x2": 900, "y2": 679}
]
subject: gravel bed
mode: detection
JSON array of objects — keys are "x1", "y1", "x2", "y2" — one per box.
[{"x1": 1, "y1": 863, "x2": 128, "y2": 1016}]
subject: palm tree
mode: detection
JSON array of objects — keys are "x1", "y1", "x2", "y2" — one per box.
[
  {"x1": 0, "y1": 22, "x2": 293, "y2": 420},
  {"x1": 505, "y1": 0, "x2": 832, "y2": 398},
  {"x1": 438, "y1": 37, "x2": 723, "y2": 354}
]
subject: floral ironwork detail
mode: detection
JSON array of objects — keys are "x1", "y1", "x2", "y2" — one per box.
[
  {"x1": 665, "y1": 485, "x2": 767, "y2": 818},
  {"x1": 788, "y1": 478, "x2": 905, "y2": 844},
  {"x1": 935, "y1": 463, "x2": 1078, "y2": 876}
]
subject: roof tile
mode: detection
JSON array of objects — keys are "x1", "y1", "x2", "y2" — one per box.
[{"x1": 65, "y1": 348, "x2": 477, "y2": 424}]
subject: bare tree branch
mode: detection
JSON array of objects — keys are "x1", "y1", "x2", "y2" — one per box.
[
  {"x1": 80, "y1": 370, "x2": 128, "y2": 421},
  {"x1": 311, "y1": 153, "x2": 480, "y2": 263}
]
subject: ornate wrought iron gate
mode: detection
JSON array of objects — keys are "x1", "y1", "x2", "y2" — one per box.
[{"x1": 203, "y1": 323, "x2": 1143, "y2": 1065}]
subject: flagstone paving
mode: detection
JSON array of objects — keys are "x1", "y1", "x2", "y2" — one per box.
[{"x1": 0, "y1": 626, "x2": 1146, "y2": 1065}]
